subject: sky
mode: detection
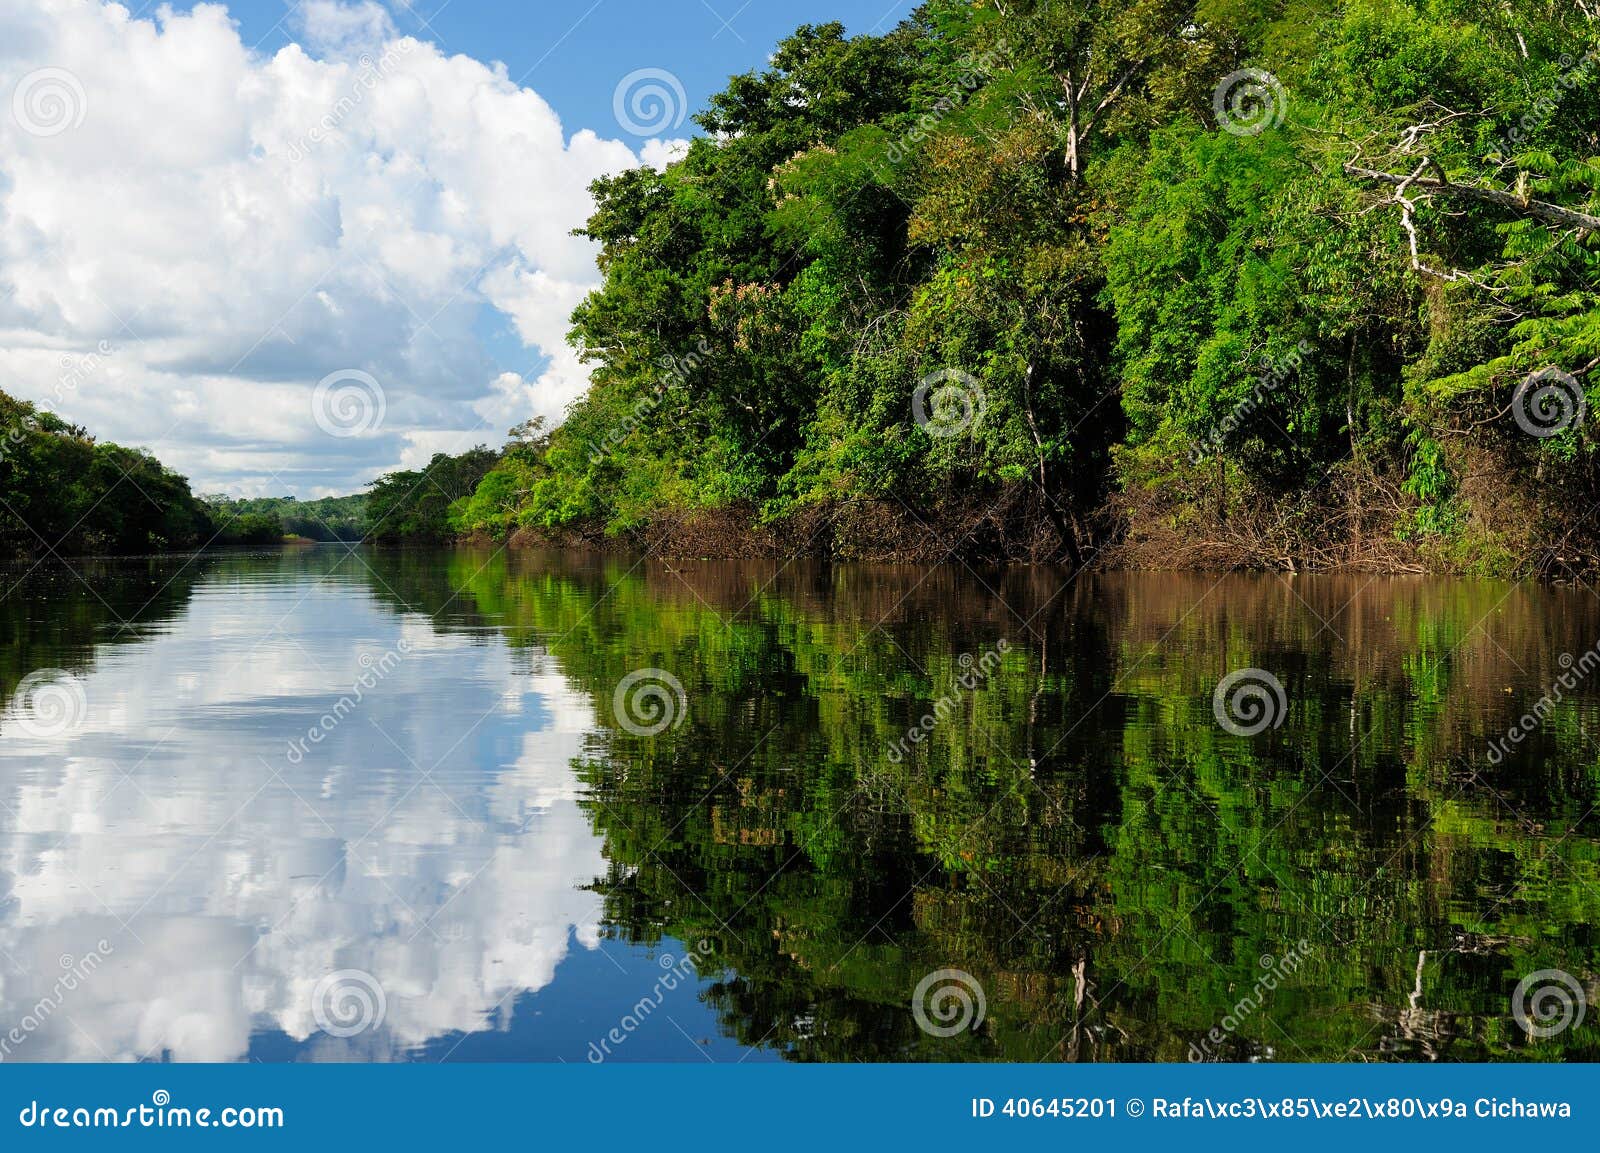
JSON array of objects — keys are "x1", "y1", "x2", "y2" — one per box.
[{"x1": 0, "y1": 0, "x2": 913, "y2": 498}]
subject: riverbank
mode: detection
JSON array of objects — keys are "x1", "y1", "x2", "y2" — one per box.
[
  {"x1": 506, "y1": 495, "x2": 1072, "y2": 566},
  {"x1": 495, "y1": 477, "x2": 1585, "y2": 579}
]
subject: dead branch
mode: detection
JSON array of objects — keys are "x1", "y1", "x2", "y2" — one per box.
[{"x1": 1345, "y1": 163, "x2": 1600, "y2": 231}]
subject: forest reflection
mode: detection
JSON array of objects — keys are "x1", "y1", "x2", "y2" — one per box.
[
  {"x1": 3, "y1": 547, "x2": 1599, "y2": 1061},
  {"x1": 357, "y1": 549, "x2": 1600, "y2": 1061}
]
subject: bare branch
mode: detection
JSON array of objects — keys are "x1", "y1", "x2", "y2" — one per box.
[{"x1": 1345, "y1": 163, "x2": 1600, "y2": 231}]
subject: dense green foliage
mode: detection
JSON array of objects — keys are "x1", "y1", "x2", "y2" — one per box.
[
  {"x1": 12, "y1": 0, "x2": 1600, "y2": 575},
  {"x1": 0, "y1": 390, "x2": 214, "y2": 555},
  {"x1": 451, "y1": 0, "x2": 1600, "y2": 575},
  {"x1": 200, "y1": 494, "x2": 367, "y2": 542},
  {"x1": 0, "y1": 389, "x2": 389, "y2": 555},
  {"x1": 365, "y1": 445, "x2": 500, "y2": 543},
  {"x1": 0, "y1": 391, "x2": 390, "y2": 555},
  {"x1": 438, "y1": 420, "x2": 553, "y2": 539}
]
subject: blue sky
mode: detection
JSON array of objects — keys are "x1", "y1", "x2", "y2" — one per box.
[
  {"x1": 0, "y1": 0, "x2": 915, "y2": 497},
  {"x1": 196, "y1": 0, "x2": 914, "y2": 132}
]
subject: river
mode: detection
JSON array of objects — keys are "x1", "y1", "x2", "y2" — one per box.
[{"x1": 0, "y1": 546, "x2": 1595, "y2": 1061}]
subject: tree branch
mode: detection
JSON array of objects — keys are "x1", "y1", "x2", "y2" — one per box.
[{"x1": 1344, "y1": 163, "x2": 1600, "y2": 231}]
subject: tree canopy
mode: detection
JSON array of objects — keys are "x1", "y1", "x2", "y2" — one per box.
[{"x1": 441, "y1": 0, "x2": 1600, "y2": 576}]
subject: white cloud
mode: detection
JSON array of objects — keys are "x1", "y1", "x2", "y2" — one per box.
[
  {"x1": 395, "y1": 426, "x2": 486, "y2": 470},
  {"x1": 294, "y1": 0, "x2": 397, "y2": 58},
  {"x1": 640, "y1": 137, "x2": 691, "y2": 170},
  {"x1": 0, "y1": 0, "x2": 658, "y2": 495}
]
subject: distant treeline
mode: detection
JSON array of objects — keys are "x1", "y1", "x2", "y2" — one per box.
[
  {"x1": 0, "y1": 390, "x2": 216, "y2": 555},
  {"x1": 0, "y1": 381, "x2": 513, "y2": 556},
  {"x1": 0, "y1": 389, "x2": 374, "y2": 555},
  {"x1": 197, "y1": 494, "x2": 367, "y2": 544}
]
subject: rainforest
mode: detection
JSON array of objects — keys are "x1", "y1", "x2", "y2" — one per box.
[
  {"x1": 443, "y1": 0, "x2": 1600, "y2": 577},
  {"x1": 6, "y1": 0, "x2": 1600, "y2": 1080},
  {"x1": 6, "y1": 0, "x2": 1600, "y2": 578}
]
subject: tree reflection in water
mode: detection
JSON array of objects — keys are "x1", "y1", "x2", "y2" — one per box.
[{"x1": 0, "y1": 547, "x2": 1596, "y2": 1061}]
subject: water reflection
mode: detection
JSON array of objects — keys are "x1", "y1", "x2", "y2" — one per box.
[
  {"x1": 0, "y1": 550, "x2": 728, "y2": 1062},
  {"x1": 2, "y1": 548, "x2": 1599, "y2": 1061}
]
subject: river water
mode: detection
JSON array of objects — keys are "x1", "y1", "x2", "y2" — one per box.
[{"x1": 0, "y1": 546, "x2": 1596, "y2": 1061}]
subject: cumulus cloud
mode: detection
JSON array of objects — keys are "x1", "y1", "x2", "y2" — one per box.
[
  {"x1": 293, "y1": 0, "x2": 397, "y2": 57},
  {"x1": 0, "y1": 0, "x2": 677, "y2": 495}
]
